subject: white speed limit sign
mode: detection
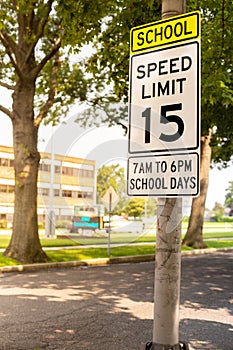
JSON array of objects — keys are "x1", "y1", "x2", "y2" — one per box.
[{"x1": 128, "y1": 41, "x2": 200, "y2": 154}]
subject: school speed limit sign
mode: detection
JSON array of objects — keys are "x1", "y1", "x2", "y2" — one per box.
[{"x1": 127, "y1": 11, "x2": 201, "y2": 197}]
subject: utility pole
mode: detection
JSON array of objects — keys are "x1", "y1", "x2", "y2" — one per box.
[{"x1": 45, "y1": 127, "x2": 56, "y2": 238}]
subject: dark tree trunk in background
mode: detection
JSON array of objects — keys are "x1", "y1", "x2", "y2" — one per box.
[{"x1": 182, "y1": 129, "x2": 212, "y2": 249}]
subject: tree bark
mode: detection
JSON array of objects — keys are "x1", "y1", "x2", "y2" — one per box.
[
  {"x1": 4, "y1": 79, "x2": 48, "y2": 263},
  {"x1": 182, "y1": 129, "x2": 212, "y2": 249}
]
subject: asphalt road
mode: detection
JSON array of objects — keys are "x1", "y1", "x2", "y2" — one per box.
[{"x1": 0, "y1": 252, "x2": 232, "y2": 350}]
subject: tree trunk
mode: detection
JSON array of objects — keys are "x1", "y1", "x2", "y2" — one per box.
[
  {"x1": 4, "y1": 80, "x2": 48, "y2": 263},
  {"x1": 182, "y1": 129, "x2": 212, "y2": 249}
]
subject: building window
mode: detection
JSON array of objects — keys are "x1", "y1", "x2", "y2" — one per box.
[
  {"x1": 55, "y1": 166, "x2": 61, "y2": 174},
  {"x1": 79, "y1": 169, "x2": 94, "y2": 178},
  {"x1": 62, "y1": 190, "x2": 72, "y2": 197},
  {"x1": 0, "y1": 158, "x2": 10, "y2": 167},
  {"x1": 62, "y1": 167, "x2": 73, "y2": 176},
  {"x1": 54, "y1": 189, "x2": 60, "y2": 197},
  {"x1": 76, "y1": 191, "x2": 93, "y2": 199},
  {"x1": 38, "y1": 188, "x2": 50, "y2": 196},
  {"x1": 0, "y1": 185, "x2": 14, "y2": 193},
  {"x1": 39, "y1": 163, "x2": 51, "y2": 172},
  {"x1": 83, "y1": 192, "x2": 93, "y2": 199},
  {"x1": 72, "y1": 191, "x2": 78, "y2": 198},
  {"x1": 61, "y1": 166, "x2": 93, "y2": 178},
  {"x1": 60, "y1": 190, "x2": 93, "y2": 198},
  {"x1": 8, "y1": 185, "x2": 15, "y2": 193},
  {"x1": 0, "y1": 185, "x2": 7, "y2": 192},
  {"x1": 73, "y1": 168, "x2": 79, "y2": 176}
]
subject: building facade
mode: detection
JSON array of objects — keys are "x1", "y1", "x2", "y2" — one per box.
[{"x1": 0, "y1": 145, "x2": 95, "y2": 227}]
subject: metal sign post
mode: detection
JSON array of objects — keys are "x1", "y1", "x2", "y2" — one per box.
[
  {"x1": 108, "y1": 192, "x2": 112, "y2": 256},
  {"x1": 101, "y1": 186, "x2": 119, "y2": 256}
]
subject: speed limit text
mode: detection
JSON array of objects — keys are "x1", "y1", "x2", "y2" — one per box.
[{"x1": 137, "y1": 55, "x2": 192, "y2": 99}]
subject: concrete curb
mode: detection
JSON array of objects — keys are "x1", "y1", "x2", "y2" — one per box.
[{"x1": 1, "y1": 247, "x2": 233, "y2": 274}]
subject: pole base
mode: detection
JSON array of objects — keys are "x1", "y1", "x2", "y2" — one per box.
[{"x1": 140, "y1": 341, "x2": 189, "y2": 350}]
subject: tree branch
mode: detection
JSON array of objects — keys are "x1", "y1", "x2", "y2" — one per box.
[
  {"x1": 12, "y1": 0, "x2": 17, "y2": 10},
  {"x1": 0, "y1": 30, "x2": 22, "y2": 79},
  {"x1": 24, "y1": 0, "x2": 54, "y2": 64},
  {"x1": 221, "y1": 0, "x2": 225, "y2": 55},
  {"x1": 0, "y1": 104, "x2": 13, "y2": 119},
  {"x1": 32, "y1": 37, "x2": 61, "y2": 78},
  {"x1": 34, "y1": 53, "x2": 60, "y2": 127},
  {"x1": 0, "y1": 81, "x2": 15, "y2": 90},
  {"x1": 78, "y1": 99, "x2": 128, "y2": 133}
]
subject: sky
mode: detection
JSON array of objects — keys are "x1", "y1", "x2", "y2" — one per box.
[{"x1": 0, "y1": 100, "x2": 232, "y2": 211}]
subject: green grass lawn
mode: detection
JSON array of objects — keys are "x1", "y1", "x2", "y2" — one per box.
[
  {"x1": 0, "y1": 240, "x2": 232, "y2": 267},
  {"x1": 0, "y1": 221, "x2": 232, "y2": 267},
  {"x1": 0, "y1": 221, "x2": 232, "y2": 248},
  {"x1": 1, "y1": 229, "x2": 232, "y2": 248},
  {"x1": 0, "y1": 253, "x2": 21, "y2": 266},
  {"x1": 42, "y1": 221, "x2": 233, "y2": 246},
  {"x1": 205, "y1": 240, "x2": 233, "y2": 249},
  {"x1": 47, "y1": 245, "x2": 157, "y2": 262}
]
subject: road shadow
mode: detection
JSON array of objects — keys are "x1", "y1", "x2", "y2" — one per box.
[
  {"x1": 180, "y1": 253, "x2": 233, "y2": 315},
  {"x1": 180, "y1": 318, "x2": 233, "y2": 350},
  {"x1": 0, "y1": 253, "x2": 232, "y2": 349},
  {"x1": 0, "y1": 263, "x2": 154, "y2": 349}
]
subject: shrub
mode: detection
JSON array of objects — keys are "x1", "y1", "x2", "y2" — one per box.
[{"x1": 56, "y1": 220, "x2": 70, "y2": 229}]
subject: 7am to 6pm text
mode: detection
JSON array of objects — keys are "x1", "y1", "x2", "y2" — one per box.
[{"x1": 132, "y1": 159, "x2": 192, "y2": 174}]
